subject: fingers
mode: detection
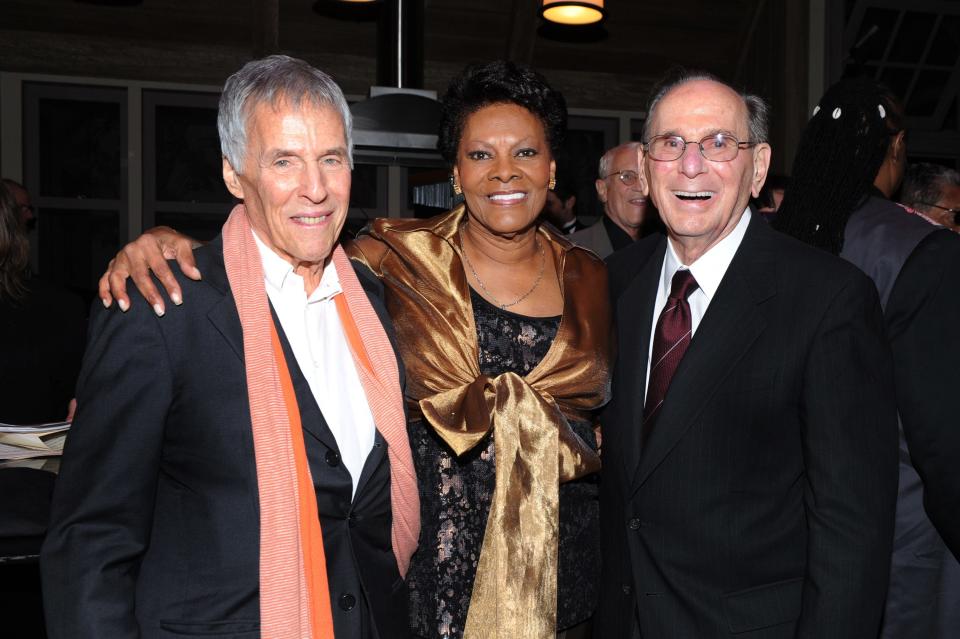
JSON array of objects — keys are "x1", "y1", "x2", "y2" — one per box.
[
  {"x1": 98, "y1": 258, "x2": 117, "y2": 309},
  {"x1": 175, "y1": 243, "x2": 202, "y2": 281}
]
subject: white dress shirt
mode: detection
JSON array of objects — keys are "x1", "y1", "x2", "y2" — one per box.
[
  {"x1": 644, "y1": 208, "x2": 752, "y2": 399},
  {"x1": 253, "y1": 232, "x2": 376, "y2": 497}
]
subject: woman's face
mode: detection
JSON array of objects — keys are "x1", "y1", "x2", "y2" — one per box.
[{"x1": 453, "y1": 103, "x2": 555, "y2": 237}]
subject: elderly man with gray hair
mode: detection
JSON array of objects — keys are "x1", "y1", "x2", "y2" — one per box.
[
  {"x1": 569, "y1": 142, "x2": 651, "y2": 258},
  {"x1": 901, "y1": 162, "x2": 960, "y2": 232},
  {"x1": 41, "y1": 55, "x2": 418, "y2": 639}
]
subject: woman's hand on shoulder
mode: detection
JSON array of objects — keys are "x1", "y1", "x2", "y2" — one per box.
[{"x1": 98, "y1": 226, "x2": 202, "y2": 316}]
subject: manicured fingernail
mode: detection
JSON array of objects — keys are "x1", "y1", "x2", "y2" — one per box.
[
  {"x1": 118, "y1": 299, "x2": 129, "y2": 312},
  {"x1": 153, "y1": 303, "x2": 165, "y2": 317},
  {"x1": 171, "y1": 292, "x2": 182, "y2": 305},
  {"x1": 101, "y1": 297, "x2": 111, "y2": 309}
]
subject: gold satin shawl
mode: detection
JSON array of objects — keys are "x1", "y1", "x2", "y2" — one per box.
[{"x1": 348, "y1": 205, "x2": 612, "y2": 639}]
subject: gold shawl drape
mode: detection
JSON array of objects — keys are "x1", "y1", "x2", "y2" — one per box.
[{"x1": 348, "y1": 206, "x2": 612, "y2": 639}]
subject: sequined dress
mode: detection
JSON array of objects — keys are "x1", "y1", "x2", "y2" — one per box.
[{"x1": 406, "y1": 288, "x2": 601, "y2": 639}]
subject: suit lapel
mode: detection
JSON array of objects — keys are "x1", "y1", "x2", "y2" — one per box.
[
  {"x1": 615, "y1": 239, "x2": 666, "y2": 483},
  {"x1": 204, "y1": 241, "x2": 246, "y2": 364},
  {"x1": 632, "y1": 217, "x2": 776, "y2": 492}
]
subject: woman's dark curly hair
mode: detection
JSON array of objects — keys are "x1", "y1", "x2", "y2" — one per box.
[{"x1": 437, "y1": 60, "x2": 567, "y2": 165}]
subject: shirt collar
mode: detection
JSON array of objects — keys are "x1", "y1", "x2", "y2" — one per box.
[
  {"x1": 252, "y1": 230, "x2": 342, "y2": 302},
  {"x1": 664, "y1": 207, "x2": 751, "y2": 301}
]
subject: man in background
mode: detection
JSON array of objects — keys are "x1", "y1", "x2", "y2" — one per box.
[
  {"x1": 901, "y1": 162, "x2": 960, "y2": 232},
  {"x1": 570, "y1": 142, "x2": 651, "y2": 258}
]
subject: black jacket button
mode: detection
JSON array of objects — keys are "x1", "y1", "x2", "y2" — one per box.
[
  {"x1": 628, "y1": 517, "x2": 641, "y2": 530},
  {"x1": 325, "y1": 450, "x2": 341, "y2": 467},
  {"x1": 339, "y1": 593, "x2": 356, "y2": 611},
  {"x1": 622, "y1": 584, "x2": 633, "y2": 595}
]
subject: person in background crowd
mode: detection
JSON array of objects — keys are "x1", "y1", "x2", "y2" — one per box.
[
  {"x1": 97, "y1": 59, "x2": 613, "y2": 639},
  {"x1": 0, "y1": 180, "x2": 84, "y2": 424},
  {"x1": 540, "y1": 173, "x2": 580, "y2": 234},
  {"x1": 900, "y1": 162, "x2": 960, "y2": 233},
  {"x1": 570, "y1": 142, "x2": 652, "y2": 258},
  {"x1": 42, "y1": 55, "x2": 418, "y2": 639},
  {"x1": 598, "y1": 69, "x2": 897, "y2": 639},
  {"x1": 1, "y1": 178, "x2": 35, "y2": 232},
  {"x1": 776, "y1": 75, "x2": 960, "y2": 638},
  {"x1": 749, "y1": 172, "x2": 788, "y2": 223}
]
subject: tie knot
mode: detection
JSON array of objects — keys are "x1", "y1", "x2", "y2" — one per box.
[{"x1": 669, "y1": 269, "x2": 699, "y2": 301}]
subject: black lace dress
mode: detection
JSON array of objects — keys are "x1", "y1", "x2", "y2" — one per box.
[{"x1": 406, "y1": 289, "x2": 600, "y2": 639}]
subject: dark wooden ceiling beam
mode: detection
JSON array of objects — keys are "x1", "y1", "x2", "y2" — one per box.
[
  {"x1": 505, "y1": 0, "x2": 540, "y2": 65},
  {"x1": 252, "y1": 0, "x2": 279, "y2": 58}
]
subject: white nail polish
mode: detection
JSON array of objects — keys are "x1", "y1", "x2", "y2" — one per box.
[
  {"x1": 118, "y1": 299, "x2": 129, "y2": 312},
  {"x1": 172, "y1": 292, "x2": 182, "y2": 305},
  {"x1": 153, "y1": 303, "x2": 165, "y2": 317}
]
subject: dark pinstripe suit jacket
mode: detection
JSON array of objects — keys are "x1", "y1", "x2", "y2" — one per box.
[{"x1": 596, "y1": 214, "x2": 899, "y2": 639}]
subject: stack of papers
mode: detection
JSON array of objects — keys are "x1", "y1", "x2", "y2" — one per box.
[{"x1": 0, "y1": 421, "x2": 70, "y2": 472}]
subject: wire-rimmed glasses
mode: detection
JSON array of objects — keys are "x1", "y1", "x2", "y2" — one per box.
[{"x1": 643, "y1": 133, "x2": 757, "y2": 162}]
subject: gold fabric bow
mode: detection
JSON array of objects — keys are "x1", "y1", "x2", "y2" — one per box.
[{"x1": 348, "y1": 206, "x2": 612, "y2": 639}]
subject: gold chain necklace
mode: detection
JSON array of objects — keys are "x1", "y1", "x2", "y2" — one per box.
[{"x1": 459, "y1": 226, "x2": 546, "y2": 310}]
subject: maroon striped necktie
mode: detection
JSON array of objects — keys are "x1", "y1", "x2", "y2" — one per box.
[{"x1": 643, "y1": 269, "x2": 700, "y2": 438}]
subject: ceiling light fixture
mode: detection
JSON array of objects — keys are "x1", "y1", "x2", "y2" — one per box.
[{"x1": 540, "y1": 0, "x2": 605, "y2": 26}]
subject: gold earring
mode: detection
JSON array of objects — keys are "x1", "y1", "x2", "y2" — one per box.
[
  {"x1": 548, "y1": 176, "x2": 556, "y2": 190},
  {"x1": 451, "y1": 178, "x2": 462, "y2": 196}
]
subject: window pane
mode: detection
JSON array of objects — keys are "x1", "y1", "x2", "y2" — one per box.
[
  {"x1": 155, "y1": 105, "x2": 231, "y2": 203},
  {"x1": 38, "y1": 208, "x2": 119, "y2": 302},
  {"x1": 37, "y1": 99, "x2": 123, "y2": 200}
]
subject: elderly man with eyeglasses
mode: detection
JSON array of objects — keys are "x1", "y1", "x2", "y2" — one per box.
[
  {"x1": 901, "y1": 162, "x2": 960, "y2": 233},
  {"x1": 596, "y1": 70, "x2": 898, "y2": 639},
  {"x1": 569, "y1": 142, "x2": 652, "y2": 258}
]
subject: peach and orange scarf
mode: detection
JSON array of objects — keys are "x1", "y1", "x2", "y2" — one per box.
[{"x1": 222, "y1": 204, "x2": 419, "y2": 639}]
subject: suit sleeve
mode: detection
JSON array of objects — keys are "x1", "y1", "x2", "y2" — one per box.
[
  {"x1": 886, "y1": 230, "x2": 960, "y2": 558},
  {"x1": 41, "y1": 296, "x2": 172, "y2": 639},
  {"x1": 796, "y1": 269, "x2": 899, "y2": 638}
]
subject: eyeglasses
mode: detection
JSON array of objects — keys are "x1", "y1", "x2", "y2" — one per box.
[
  {"x1": 643, "y1": 133, "x2": 757, "y2": 162},
  {"x1": 917, "y1": 202, "x2": 959, "y2": 215},
  {"x1": 917, "y1": 202, "x2": 960, "y2": 226},
  {"x1": 603, "y1": 170, "x2": 639, "y2": 186}
]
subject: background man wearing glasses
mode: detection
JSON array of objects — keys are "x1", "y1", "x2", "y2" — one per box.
[
  {"x1": 901, "y1": 162, "x2": 960, "y2": 233},
  {"x1": 596, "y1": 71, "x2": 898, "y2": 639},
  {"x1": 570, "y1": 142, "x2": 653, "y2": 258}
]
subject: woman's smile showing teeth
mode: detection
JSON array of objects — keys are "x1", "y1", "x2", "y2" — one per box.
[{"x1": 488, "y1": 191, "x2": 527, "y2": 204}]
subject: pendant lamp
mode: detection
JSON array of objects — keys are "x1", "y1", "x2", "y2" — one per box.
[{"x1": 540, "y1": 0, "x2": 605, "y2": 26}]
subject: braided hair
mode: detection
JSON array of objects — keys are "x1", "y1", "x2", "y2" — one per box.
[{"x1": 774, "y1": 77, "x2": 905, "y2": 255}]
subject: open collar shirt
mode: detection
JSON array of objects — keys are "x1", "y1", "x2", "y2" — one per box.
[{"x1": 253, "y1": 232, "x2": 376, "y2": 497}]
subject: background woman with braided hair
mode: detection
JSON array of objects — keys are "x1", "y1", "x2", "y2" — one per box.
[{"x1": 777, "y1": 75, "x2": 960, "y2": 639}]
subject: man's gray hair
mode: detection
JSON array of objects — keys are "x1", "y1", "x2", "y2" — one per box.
[
  {"x1": 218, "y1": 55, "x2": 353, "y2": 172},
  {"x1": 641, "y1": 69, "x2": 769, "y2": 145},
  {"x1": 598, "y1": 142, "x2": 642, "y2": 179},
  {"x1": 901, "y1": 162, "x2": 960, "y2": 212}
]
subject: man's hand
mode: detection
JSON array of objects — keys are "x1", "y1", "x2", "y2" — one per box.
[{"x1": 97, "y1": 226, "x2": 202, "y2": 316}]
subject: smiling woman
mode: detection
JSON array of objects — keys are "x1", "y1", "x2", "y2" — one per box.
[{"x1": 350, "y1": 61, "x2": 612, "y2": 639}]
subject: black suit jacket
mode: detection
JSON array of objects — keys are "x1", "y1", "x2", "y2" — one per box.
[
  {"x1": 884, "y1": 228, "x2": 960, "y2": 559},
  {"x1": 41, "y1": 238, "x2": 408, "y2": 639},
  {"x1": 596, "y1": 215, "x2": 898, "y2": 639}
]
